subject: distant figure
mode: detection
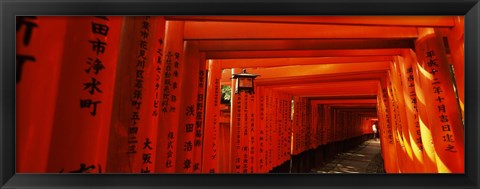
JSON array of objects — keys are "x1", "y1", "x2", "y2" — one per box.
[{"x1": 372, "y1": 122, "x2": 378, "y2": 140}]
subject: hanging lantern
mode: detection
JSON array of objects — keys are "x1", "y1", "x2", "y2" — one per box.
[{"x1": 232, "y1": 69, "x2": 259, "y2": 94}]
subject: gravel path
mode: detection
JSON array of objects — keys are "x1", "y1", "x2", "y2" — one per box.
[{"x1": 311, "y1": 139, "x2": 385, "y2": 174}]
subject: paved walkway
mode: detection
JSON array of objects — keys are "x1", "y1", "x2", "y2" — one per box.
[{"x1": 311, "y1": 139, "x2": 385, "y2": 173}]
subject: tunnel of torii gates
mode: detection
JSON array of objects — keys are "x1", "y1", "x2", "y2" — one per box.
[{"x1": 16, "y1": 16, "x2": 465, "y2": 174}]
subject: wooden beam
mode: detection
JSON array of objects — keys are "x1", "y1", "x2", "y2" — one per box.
[
  {"x1": 330, "y1": 106, "x2": 377, "y2": 110},
  {"x1": 206, "y1": 49, "x2": 402, "y2": 59},
  {"x1": 268, "y1": 80, "x2": 380, "y2": 90},
  {"x1": 255, "y1": 71, "x2": 387, "y2": 87},
  {"x1": 184, "y1": 21, "x2": 418, "y2": 40},
  {"x1": 310, "y1": 99, "x2": 377, "y2": 104},
  {"x1": 263, "y1": 79, "x2": 379, "y2": 89},
  {"x1": 309, "y1": 95, "x2": 378, "y2": 101},
  {"x1": 292, "y1": 90, "x2": 378, "y2": 98},
  {"x1": 197, "y1": 39, "x2": 414, "y2": 51},
  {"x1": 166, "y1": 16, "x2": 455, "y2": 27},
  {"x1": 240, "y1": 62, "x2": 390, "y2": 80},
  {"x1": 219, "y1": 56, "x2": 393, "y2": 69},
  {"x1": 268, "y1": 80, "x2": 379, "y2": 97}
]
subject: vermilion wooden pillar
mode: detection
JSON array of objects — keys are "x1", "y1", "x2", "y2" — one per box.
[
  {"x1": 175, "y1": 41, "x2": 201, "y2": 173},
  {"x1": 155, "y1": 20, "x2": 185, "y2": 173},
  {"x1": 282, "y1": 93, "x2": 293, "y2": 166},
  {"x1": 316, "y1": 104, "x2": 325, "y2": 147},
  {"x1": 310, "y1": 102, "x2": 318, "y2": 149},
  {"x1": 408, "y1": 49, "x2": 439, "y2": 173},
  {"x1": 271, "y1": 92, "x2": 279, "y2": 168},
  {"x1": 415, "y1": 28, "x2": 464, "y2": 173},
  {"x1": 379, "y1": 77, "x2": 400, "y2": 173},
  {"x1": 228, "y1": 69, "x2": 258, "y2": 173},
  {"x1": 292, "y1": 96, "x2": 303, "y2": 156},
  {"x1": 241, "y1": 91, "x2": 254, "y2": 173},
  {"x1": 247, "y1": 89, "x2": 256, "y2": 173},
  {"x1": 45, "y1": 16, "x2": 122, "y2": 173},
  {"x1": 276, "y1": 93, "x2": 283, "y2": 167},
  {"x1": 16, "y1": 16, "x2": 68, "y2": 173},
  {"x1": 279, "y1": 92, "x2": 289, "y2": 167},
  {"x1": 323, "y1": 105, "x2": 331, "y2": 146},
  {"x1": 254, "y1": 86, "x2": 267, "y2": 172},
  {"x1": 265, "y1": 88, "x2": 272, "y2": 172},
  {"x1": 202, "y1": 60, "x2": 222, "y2": 173},
  {"x1": 193, "y1": 53, "x2": 208, "y2": 173},
  {"x1": 105, "y1": 16, "x2": 163, "y2": 173},
  {"x1": 390, "y1": 58, "x2": 416, "y2": 172},
  {"x1": 444, "y1": 17, "x2": 464, "y2": 120},
  {"x1": 377, "y1": 87, "x2": 388, "y2": 170},
  {"x1": 397, "y1": 53, "x2": 426, "y2": 172},
  {"x1": 388, "y1": 75, "x2": 409, "y2": 173},
  {"x1": 304, "y1": 98, "x2": 310, "y2": 152},
  {"x1": 229, "y1": 68, "x2": 241, "y2": 173}
]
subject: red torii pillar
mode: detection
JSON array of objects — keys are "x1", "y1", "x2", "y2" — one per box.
[
  {"x1": 175, "y1": 41, "x2": 207, "y2": 173},
  {"x1": 378, "y1": 77, "x2": 400, "y2": 173},
  {"x1": 202, "y1": 60, "x2": 222, "y2": 173},
  {"x1": 105, "y1": 16, "x2": 164, "y2": 173},
  {"x1": 396, "y1": 52, "x2": 427, "y2": 172},
  {"x1": 390, "y1": 58, "x2": 416, "y2": 172},
  {"x1": 155, "y1": 20, "x2": 186, "y2": 173},
  {"x1": 414, "y1": 28, "x2": 464, "y2": 173},
  {"x1": 45, "y1": 16, "x2": 123, "y2": 173},
  {"x1": 16, "y1": 16, "x2": 68, "y2": 173},
  {"x1": 443, "y1": 17, "x2": 464, "y2": 120}
]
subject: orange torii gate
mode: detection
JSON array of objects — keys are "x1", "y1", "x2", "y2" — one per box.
[{"x1": 16, "y1": 16, "x2": 464, "y2": 174}]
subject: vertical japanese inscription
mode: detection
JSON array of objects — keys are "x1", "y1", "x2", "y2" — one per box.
[
  {"x1": 193, "y1": 69, "x2": 206, "y2": 172},
  {"x1": 258, "y1": 93, "x2": 265, "y2": 171},
  {"x1": 405, "y1": 67, "x2": 424, "y2": 151},
  {"x1": 16, "y1": 16, "x2": 38, "y2": 83},
  {"x1": 425, "y1": 51, "x2": 456, "y2": 153},
  {"x1": 249, "y1": 93, "x2": 255, "y2": 173},
  {"x1": 127, "y1": 17, "x2": 151, "y2": 161},
  {"x1": 80, "y1": 16, "x2": 110, "y2": 116},
  {"x1": 383, "y1": 89, "x2": 394, "y2": 144},
  {"x1": 139, "y1": 17, "x2": 153, "y2": 173},
  {"x1": 152, "y1": 38, "x2": 163, "y2": 117}
]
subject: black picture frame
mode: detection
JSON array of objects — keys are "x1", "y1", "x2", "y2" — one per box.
[{"x1": 1, "y1": 0, "x2": 479, "y2": 188}]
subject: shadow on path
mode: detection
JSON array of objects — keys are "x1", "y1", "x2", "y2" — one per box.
[{"x1": 311, "y1": 139, "x2": 385, "y2": 173}]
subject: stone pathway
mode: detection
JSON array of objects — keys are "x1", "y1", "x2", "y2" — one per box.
[{"x1": 311, "y1": 139, "x2": 385, "y2": 173}]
